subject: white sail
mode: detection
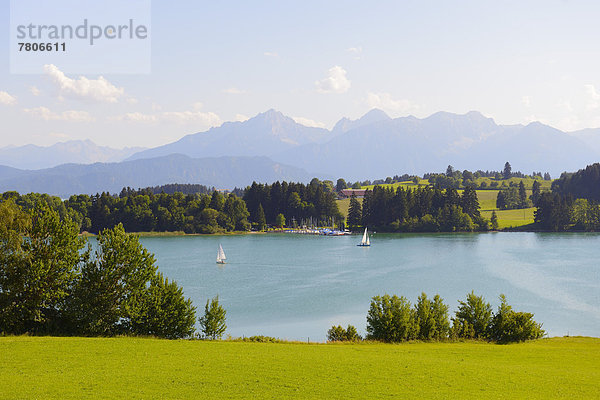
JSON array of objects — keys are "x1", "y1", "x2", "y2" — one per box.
[
  {"x1": 358, "y1": 227, "x2": 370, "y2": 246},
  {"x1": 217, "y1": 244, "x2": 226, "y2": 263}
]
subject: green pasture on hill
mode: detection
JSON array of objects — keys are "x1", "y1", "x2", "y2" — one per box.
[
  {"x1": 337, "y1": 188, "x2": 536, "y2": 228},
  {"x1": 0, "y1": 336, "x2": 598, "y2": 399}
]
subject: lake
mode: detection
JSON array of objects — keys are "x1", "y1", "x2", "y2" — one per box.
[{"x1": 133, "y1": 232, "x2": 600, "y2": 341}]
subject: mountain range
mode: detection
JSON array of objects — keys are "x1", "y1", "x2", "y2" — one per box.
[
  {"x1": 0, "y1": 140, "x2": 145, "y2": 170},
  {"x1": 0, "y1": 155, "x2": 313, "y2": 198},
  {"x1": 1, "y1": 108, "x2": 599, "y2": 196}
]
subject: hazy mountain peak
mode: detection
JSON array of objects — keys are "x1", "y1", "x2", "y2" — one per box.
[
  {"x1": 333, "y1": 108, "x2": 391, "y2": 134},
  {"x1": 127, "y1": 109, "x2": 330, "y2": 162},
  {"x1": 360, "y1": 108, "x2": 391, "y2": 122},
  {"x1": 255, "y1": 108, "x2": 289, "y2": 122}
]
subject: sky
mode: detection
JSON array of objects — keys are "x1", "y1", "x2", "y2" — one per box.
[{"x1": 2, "y1": 0, "x2": 600, "y2": 148}]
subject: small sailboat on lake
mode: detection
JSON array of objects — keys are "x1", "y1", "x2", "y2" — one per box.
[
  {"x1": 357, "y1": 227, "x2": 371, "y2": 247},
  {"x1": 216, "y1": 244, "x2": 227, "y2": 264}
]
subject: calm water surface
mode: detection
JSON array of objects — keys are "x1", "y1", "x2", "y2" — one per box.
[{"x1": 133, "y1": 232, "x2": 600, "y2": 341}]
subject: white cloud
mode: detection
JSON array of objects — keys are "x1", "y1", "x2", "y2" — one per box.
[
  {"x1": 119, "y1": 112, "x2": 158, "y2": 123},
  {"x1": 43, "y1": 64, "x2": 125, "y2": 103},
  {"x1": 521, "y1": 95, "x2": 531, "y2": 108},
  {"x1": 235, "y1": 114, "x2": 249, "y2": 122},
  {"x1": 223, "y1": 87, "x2": 246, "y2": 95},
  {"x1": 162, "y1": 110, "x2": 221, "y2": 124},
  {"x1": 116, "y1": 108, "x2": 222, "y2": 126},
  {"x1": 315, "y1": 66, "x2": 351, "y2": 94},
  {"x1": 346, "y1": 46, "x2": 363, "y2": 59},
  {"x1": 523, "y1": 114, "x2": 538, "y2": 124},
  {"x1": 29, "y1": 86, "x2": 41, "y2": 96},
  {"x1": 292, "y1": 116, "x2": 326, "y2": 128},
  {"x1": 584, "y1": 84, "x2": 600, "y2": 110},
  {"x1": 0, "y1": 91, "x2": 17, "y2": 105},
  {"x1": 264, "y1": 51, "x2": 279, "y2": 57},
  {"x1": 366, "y1": 92, "x2": 420, "y2": 115},
  {"x1": 23, "y1": 106, "x2": 94, "y2": 122}
]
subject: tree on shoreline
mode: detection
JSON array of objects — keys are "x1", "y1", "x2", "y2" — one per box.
[{"x1": 347, "y1": 193, "x2": 362, "y2": 229}]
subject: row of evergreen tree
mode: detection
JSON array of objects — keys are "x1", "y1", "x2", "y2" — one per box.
[
  {"x1": 243, "y1": 178, "x2": 343, "y2": 228},
  {"x1": 346, "y1": 185, "x2": 487, "y2": 232}
]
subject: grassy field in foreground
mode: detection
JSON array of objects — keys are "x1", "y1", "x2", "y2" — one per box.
[{"x1": 1, "y1": 337, "x2": 598, "y2": 399}]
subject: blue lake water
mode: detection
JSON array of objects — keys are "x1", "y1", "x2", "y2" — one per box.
[{"x1": 130, "y1": 232, "x2": 600, "y2": 341}]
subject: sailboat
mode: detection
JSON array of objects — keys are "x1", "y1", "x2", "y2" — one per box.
[
  {"x1": 357, "y1": 227, "x2": 371, "y2": 247},
  {"x1": 216, "y1": 244, "x2": 227, "y2": 264}
]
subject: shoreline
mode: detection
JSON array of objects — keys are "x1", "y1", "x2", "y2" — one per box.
[{"x1": 80, "y1": 228, "x2": 600, "y2": 237}]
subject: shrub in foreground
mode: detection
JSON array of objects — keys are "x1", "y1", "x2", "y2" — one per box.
[
  {"x1": 489, "y1": 295, "x2": 545, "y2": 343},
  {"x1": 451, "y1": 291, "x2": 493, "y2": 339},
  {"x1": 362, "y1": 291, "x2": 544, "y2": 344},
  {"x1": 366, "y1": 295, "x2": 418, "y2": 342},
  {"x1": 327, "y1": 325, "x2": 362, "y2": 342},
  {"x1": 199, "y1": 295, "x2": 227, "y2": 340}
]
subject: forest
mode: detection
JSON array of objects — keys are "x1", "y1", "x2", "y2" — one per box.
[
  {"x1": 347, "y1": 185, "x2": 488, "y2": 232},
  {"x1": 534, "y1": 163, "x2": 600, "y2": 231},
  {"x1": 0, "y1": 178, "x2": 343, "y2": 234}
]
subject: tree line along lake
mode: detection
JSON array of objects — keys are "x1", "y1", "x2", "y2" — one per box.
[{"x1": 101, "y1": 232, "x2": 600, "y2": 342}]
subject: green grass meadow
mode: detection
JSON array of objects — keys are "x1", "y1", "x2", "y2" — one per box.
[{"x1": 0, "y1": 336, "x2": 598, "y2": 399}]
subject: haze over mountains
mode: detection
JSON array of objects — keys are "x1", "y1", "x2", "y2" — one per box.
[
  {"x1": 126, "y1": 108, "x2": 600, "y2": 178},
  {"x1": 0, "y1": 155, "x2": 312, "y2": 198},
  {"x1": 126, "y1": 109, "x2": 335, "y2": 161},
  {"x1": 0, "y1": 140, "x2": 145, "y2": 170},
  {"x1": 1, "y1": 108, "x2": 599, "y2": 196}
]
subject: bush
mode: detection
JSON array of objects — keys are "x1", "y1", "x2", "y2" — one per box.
[
  {"x1": 241, "y1": 335, "x2": 281, "y2": 343},
  {"x1": 415, "y1": 293, "x2": 450, "y2": 340},
  {"x1": 199, "y1": 295, "x2": 227, "y2": 339},
  {"x1": 128, "y1": 272, "x2": 197, "y2": 339},
  {"x1": 489, "y1": 295, "x2": 545, "y2": 343},
  {"x1": 452, "y1": 291, "x2": 492, "y2": 339},
  {"x1": 366, "y1": 295, "x2": 418, "y2": 342},
  {"x1": 327, "y1": 325, "x2": 361, "y2": 342}
]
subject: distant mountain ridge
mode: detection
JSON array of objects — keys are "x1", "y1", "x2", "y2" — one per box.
[
  {"x1": 0, "y1": 154, "x2": 315, "y2": 198},
  {"x1": 127, "y1": 109, "x2": 334, "y2": 161},
  {"x1": 0, "y1": 140, "x2": 145, "y2": 170},
  {"x1": 124, "y1": 109, "x2": 600, "y2": 179},
  {"x1": 5, "y1": 108, "x2": 600, "y2": 195}
]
